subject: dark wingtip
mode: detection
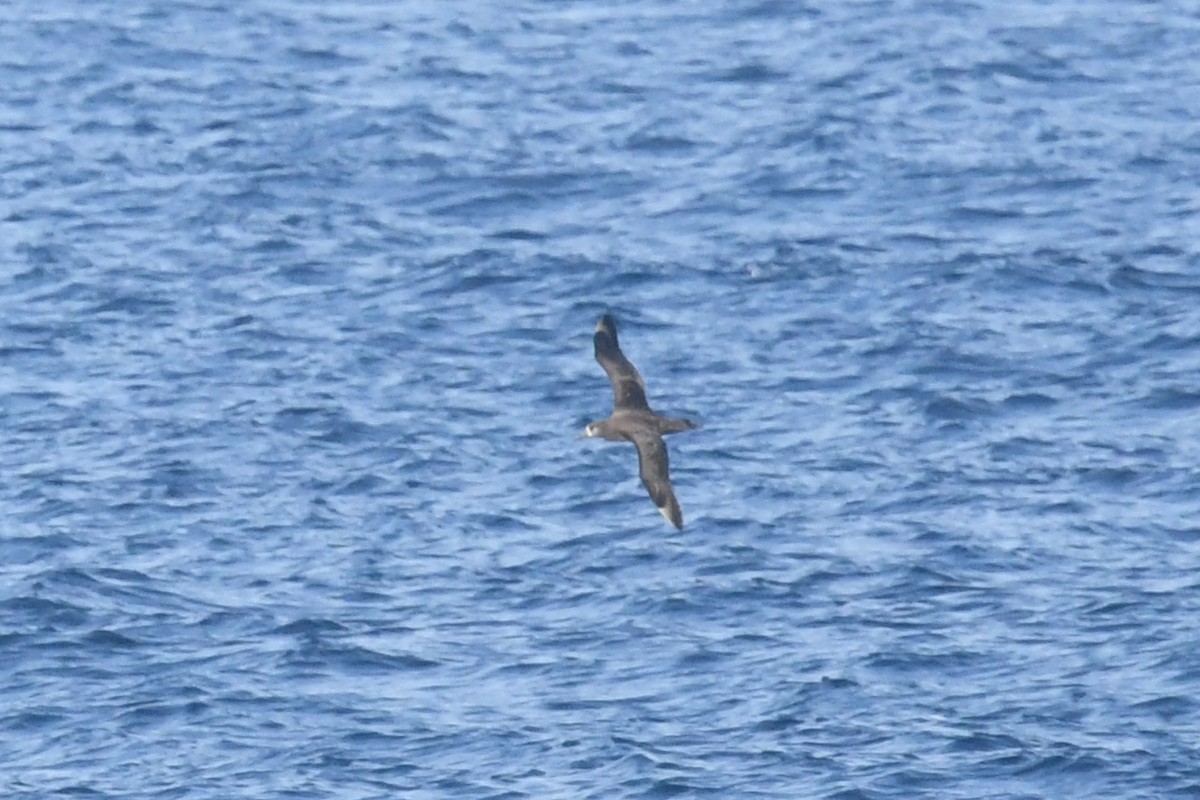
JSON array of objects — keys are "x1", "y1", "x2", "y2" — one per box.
[
  {"x1": 594, "y1": 314, "x2": 619, "y2": 354},
  {"x1": 596, "y1": 314, "x2": 617, "y2": 335}
]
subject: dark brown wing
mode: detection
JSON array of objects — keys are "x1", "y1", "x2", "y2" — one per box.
[
  {"x1": 594, "y1": 314, "x2": 650, "y2": 411},
  {"x1": 632, "y1": 432, "x2": 683, "y2": 529}
]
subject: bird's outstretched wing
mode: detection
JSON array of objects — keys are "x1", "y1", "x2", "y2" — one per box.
[
  {"x1": 633, "y1": 432, "x2": 683, "y2": 529},
  {"x1": 594, "y1": 314, "x2": 650, "y2": 412}
]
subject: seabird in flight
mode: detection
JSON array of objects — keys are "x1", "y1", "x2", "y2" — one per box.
[{"x1": 582, "y1": 314, "x2": 698, "y2": 529}]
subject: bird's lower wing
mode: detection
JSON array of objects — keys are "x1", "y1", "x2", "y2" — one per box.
[{"x1": 633, "y1": 433, "x2": 683, "y2": 529}]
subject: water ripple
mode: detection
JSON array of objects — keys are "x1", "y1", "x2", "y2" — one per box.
[{"x1": 3, "y1": 1, "x2": 1200, "y2": 798}]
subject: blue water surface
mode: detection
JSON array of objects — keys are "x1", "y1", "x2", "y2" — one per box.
[{"x1": 3, "y1": 1, "x2": 1200, "y2": 797}]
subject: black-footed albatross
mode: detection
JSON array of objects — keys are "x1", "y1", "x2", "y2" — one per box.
[{"x1": 582, "y1": 314, "x2": 698, "y2": 529}]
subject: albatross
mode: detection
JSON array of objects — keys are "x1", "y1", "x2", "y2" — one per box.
[{"x1": 582, "y1": 314, "x2": 698, "y2": 529}]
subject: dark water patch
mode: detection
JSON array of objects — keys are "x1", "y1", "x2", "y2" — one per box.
[
  {"x1": 1074, "y1": 465, "x2": 1140, "y2": 489},
  {"x1": 923, "y1": 395, "x2": 992, "y2": 422},
  {"x1": 328, "y1": 644, "x2": 441, "y2": 674},
  {"x1": 712, "y1": 61, "x2": 790, "y2": 84},
  {"x1": 1012, "y1": 745, "x2": 1107, "y2": 778},
  {"x1": 1138, "y1": 387, "x2": 1200, "y2": 411},
  {"x1": 1001, "y1": 392, "x2": 1058, "y2": 411},
  {"x1": 623, "y1": 130, "x2": 697, "y2": 153},
  {"x1": 489, "y1": 228, "x2": 548, "y2": 241},
  {"x1": 117, "y1": 697, "x2": 210, "y2": 731},
  {"x1": 3, "y1": 709, "x2": 70, "y2": 731},
  {"x1": 3, "y1": 533, "x2": 84, "y2": 566},
  {"x1": 945, "y1": 731, "x2": 1026, "y2": 754},
  {"x1": 83, "y1": 629, "x2": 140, "y2": 650},
  {"x1": 1129, "y1": 695, "x2": 1196, "y2": 722},
  {"x1": 1110, "y1": 263, "x2": 1200, "y2": 294},
  {"x1": 272, "y1": 618, "x2": 348, "y2": 637}
]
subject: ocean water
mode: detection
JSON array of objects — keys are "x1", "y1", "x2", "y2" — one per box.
[{"x1": 3, "y1": 1, "x2": 1200, "y2": 797}]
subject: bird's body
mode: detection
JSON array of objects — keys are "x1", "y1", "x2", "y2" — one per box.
[{"x1": 582, "y1": 314, "x2": 698, "y2": 529}]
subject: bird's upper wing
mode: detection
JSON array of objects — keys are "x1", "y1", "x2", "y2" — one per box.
[
  {"x1": 594, "y1": 314, "x2": 650, "y2": 411},
  {"x1": 632, "y1": 432, "x2": 683, "y2": 529}
]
